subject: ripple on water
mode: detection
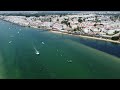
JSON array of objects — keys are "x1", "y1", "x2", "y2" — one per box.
[{"x1": 10, "y1": 35, "x2": 14, "y2": 38}]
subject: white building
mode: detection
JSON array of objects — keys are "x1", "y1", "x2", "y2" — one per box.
[
  {"x1": 71, "y1": 24, "x2": 78, "y2": 29},
  {"x1": 52, "y1": 23, "x2": 63, "y2": 30},
  {"x1": 83, "y1": 28, "x2": 89, "y2": 33},
  {"x1": 107, "y1": 30, "x2": 115, "y2": 35}
]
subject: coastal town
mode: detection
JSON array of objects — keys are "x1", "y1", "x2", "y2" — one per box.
[
  {"x1": 0, "y1": 13, "x2": 120, "y2": 43},
  {"x1": 0, "y1": 11, "x2": 120, "y2": 79}
]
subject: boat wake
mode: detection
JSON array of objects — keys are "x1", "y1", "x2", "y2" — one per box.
[{"x1": 33, "y1": 46, "x2": 40, "y2": 55}]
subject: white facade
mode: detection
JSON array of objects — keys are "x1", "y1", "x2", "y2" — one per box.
[
  {"x1": 107, "y1": 30, "x2": 115, "y2": 35},
  {"x1": 71, "y1": 24, "x2": 77, "y2": 29},
  {"x1": 52, "y1": 23, "x2": 63, "y2": 30},
  {"x1": 83, "y1": 28, "x2": 89, "y2": 33}
]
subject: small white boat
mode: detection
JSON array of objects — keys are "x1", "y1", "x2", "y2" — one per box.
[
  {"x1": 17, "y1": 31, "x2": 19, "y2": 34},
  {"x1": 67, "y1": 60, "x2": 72, "y2": 63},
  {"x1": 9, "y1": 41, "x2": 12, "y2": 44},
  {"x1": 36, "y1": 51, "x2": 40, "y2": 55},
  {"x1": 42, "y1": 42, "x2": 45, "y2": 44}
]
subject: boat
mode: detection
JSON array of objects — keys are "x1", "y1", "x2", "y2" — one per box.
[
  {"x1": 36, "y1": 51, "x2": 40, "y2": 55},
  {"x1": 34, "y1": 47, "x2": 40, "y2": 55},
  {"x1": 42, "y1": 42, "x2": 45, "y2": 44},
  {"x1": 9, "y1": 41, "x2": 12, "y2": 44},
  {"x1": 67, "y1": 60, "x2": 72, "y2": 63}
]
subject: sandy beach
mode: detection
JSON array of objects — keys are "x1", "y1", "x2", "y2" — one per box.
[{"x1": 50, "y1": 30, "x2": 120, "y2": 44}]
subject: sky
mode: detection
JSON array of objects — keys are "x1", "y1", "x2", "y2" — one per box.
[{"x1": 0, "y1": 11, "x2": 120, "y2": 14}]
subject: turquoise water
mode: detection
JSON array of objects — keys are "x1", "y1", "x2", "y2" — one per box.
[{"x1": 0, "y1": 20, "x2": 120, "y2": 79}]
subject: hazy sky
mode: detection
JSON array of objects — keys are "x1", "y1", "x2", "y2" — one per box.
[{"x1": 0, "y1": 11, "x2": 120, "y2": 14}]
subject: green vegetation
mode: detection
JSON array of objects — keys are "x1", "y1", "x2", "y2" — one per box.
[
  {"x1": 95, "y1": 16, "x2": 101, "y2": 23},
  {"x1": 111, "y1": 36, "x2": 120, "y2": 40},
  {"x1": 114, "y1": 31, "x2": 119, "y2": 34},
  {"x1": 50, "y1": 18, "x2": 52, "y2": 22},
  {"x1": 38, "y1": 26, "x2": 41, "y2": 28},
  {"x1": 73, "y1": 26, "x2": 82, "y2": 31},
  {"x1": 110, "y1": 15, "x2": 120, "y2": 22},
  {"x1": 61, "y1": 20, "x2": 70, "y2": 27},
  {"x1": 73, "y1": 28, "x2": 77, "y2": 31},
  {"x1": 57, "y1": 19, "x2": 59, "y2": 22},
  {"x1": 78, "y1": 17, "x2": 83, "y2": 23}
]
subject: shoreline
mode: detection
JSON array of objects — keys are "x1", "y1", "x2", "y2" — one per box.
[
  {"x1": 50, "y1": 31, "x2": 120, "y2": 44},
  {"x1": 1, "y1": 19, "x2": 120, "y2": 44}
]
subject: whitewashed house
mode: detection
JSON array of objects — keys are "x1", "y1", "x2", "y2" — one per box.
[
  {"x1": 52, "y1": 23, "x2": 63, "y2": 31},
  {"x1": 83, "y1": 28, "x2": 89, "y2": 33},
  {"x1": 71, "y1": 24, "x2": 78, "y2": 29},
  {"x1": 107, "y1": 30, "x2": 115, "y2": 35}
]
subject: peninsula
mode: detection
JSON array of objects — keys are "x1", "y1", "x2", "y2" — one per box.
[{"x1": 0, "y1": 12, "x2": 120, "y2": 43}]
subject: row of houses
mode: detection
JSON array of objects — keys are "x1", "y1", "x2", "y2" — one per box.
[{"x1": 2, "y1": 14, "x2": 120, "y2": 38}]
